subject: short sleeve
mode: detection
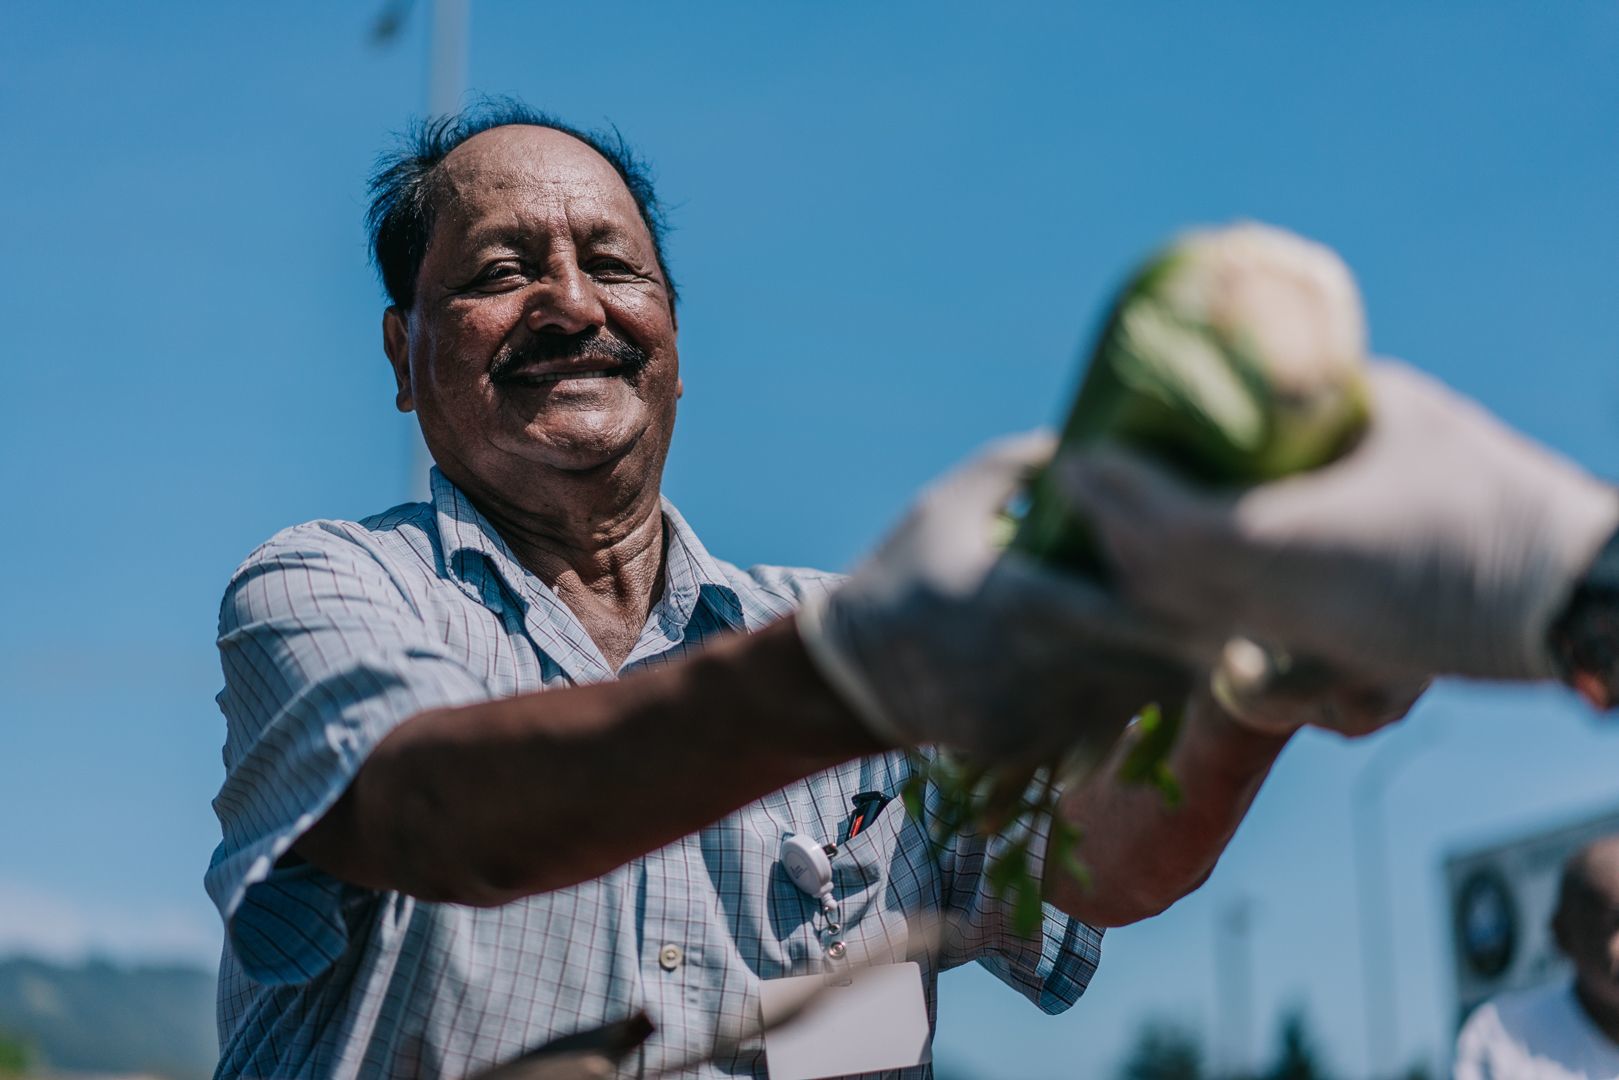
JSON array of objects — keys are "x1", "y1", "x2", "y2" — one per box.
[
  {"x1": 928, "y1": 779, "x2": 1103, "y2": 1014},
  {"x1": 204, "y1": 524, "x2": 490, "y2": 986}
]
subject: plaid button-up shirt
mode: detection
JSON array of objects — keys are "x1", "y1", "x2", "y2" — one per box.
[{"x1": 205, "y1": 468, "x2": 1102, "y2": 1079}]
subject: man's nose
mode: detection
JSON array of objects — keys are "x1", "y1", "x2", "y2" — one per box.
[{"x1": 525, "y1": 259, "x2": 606, "y2": 336}]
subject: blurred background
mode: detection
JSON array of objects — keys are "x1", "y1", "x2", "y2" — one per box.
[{"x1": 2, "y1": 2, "x2": 1617, "y2": 1077}]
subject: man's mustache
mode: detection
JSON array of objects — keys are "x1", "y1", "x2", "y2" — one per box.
[{"x1": 489, "y1": 330, "x2": 651, "y2": 386}]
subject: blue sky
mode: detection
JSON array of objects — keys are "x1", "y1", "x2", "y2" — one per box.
[{"x1": 2, "y1": 2, "x2": 1617, "y2": 1075}]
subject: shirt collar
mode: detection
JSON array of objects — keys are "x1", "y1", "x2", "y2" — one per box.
[
  {"x1": 658, "y1": 498, "x2": 746, "y2": 635},
  {"x1": 430, "y1": 467, "x2": 535, "y2": 604},
  {"x1": 429, "y1": 468, "x2": 745, "y2": 678}
]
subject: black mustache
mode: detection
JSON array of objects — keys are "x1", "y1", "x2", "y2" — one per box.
[{"x1": 489, "y1": 331, "x2": 650, "y2": 385}]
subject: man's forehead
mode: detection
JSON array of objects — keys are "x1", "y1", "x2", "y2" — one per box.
[
  {"x1": 438, "y1": 124, "x2": 637, "y2": 217},
  {"x1": 1567, "y1": 838, "x2": 1619, "y2": 913}
]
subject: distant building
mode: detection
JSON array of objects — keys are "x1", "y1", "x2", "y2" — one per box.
[{"x1": 1446, "y1": 805, "x2": 1619, "y2": 1027}]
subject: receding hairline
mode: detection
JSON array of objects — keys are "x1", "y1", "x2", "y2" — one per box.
[
  {"x1": 366, "y1": 100, "x2": 678, "y2": 309},
  {"x1": 442, "y1": 122, "x2": 622, "y2": 172},
  {"x1": 430, "y1": 124, "x2": 653, "y2": 229}
]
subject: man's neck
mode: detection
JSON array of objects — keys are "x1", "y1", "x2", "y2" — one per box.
[
  {"x1": 453, "y1": 466, "x2": 670, "y2": 671},
  {"x1": 1574, "y1": 977, "x2": 1619, "y2": 1046}
]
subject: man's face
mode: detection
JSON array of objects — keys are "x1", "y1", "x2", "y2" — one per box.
[
  {"x1": 384, "y1": 125, "x2": 680, "y2": 496},
  {"x1": 1558, "y1": 846, "x2": 1619, "y2": 1012}
]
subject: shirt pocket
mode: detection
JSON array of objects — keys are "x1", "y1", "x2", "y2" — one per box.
[{"x1": 828, "y1": 798, "x2": 919, "y2": 969}]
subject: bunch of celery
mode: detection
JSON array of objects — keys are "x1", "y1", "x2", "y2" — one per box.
[{"x1": 907, "y1": 223, "x2": 1372, "y2": 933}]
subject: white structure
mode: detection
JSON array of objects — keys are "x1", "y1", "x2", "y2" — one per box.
[{"x1": 1446, "y1": 806, "x2": 1619, "y2": 1029}]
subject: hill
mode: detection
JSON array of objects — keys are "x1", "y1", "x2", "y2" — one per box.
[{"x1": 0, "y1": 955, "x2": 215, "y2": 1080}]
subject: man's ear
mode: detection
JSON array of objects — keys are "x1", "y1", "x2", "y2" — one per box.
[
  {"x1": 382, "y1": 306, "x2": 414, "y2": 413},
  {"x1": 671, "y1": 305, "x2": 681, "y2": 399}
]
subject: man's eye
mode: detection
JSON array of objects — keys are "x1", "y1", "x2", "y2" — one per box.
[
  {"x1": 588, "y1": 258, "x2": 637, "y2": 279},
  {"x1": 477, "y1": 263, "x2": 524, "y2": 285}
]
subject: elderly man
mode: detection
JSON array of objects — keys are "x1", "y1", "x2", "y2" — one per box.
[
  {"x1": 1455, "y1": 836, "x2": 1619, "y2": 1079},
  {"x1": 205, "y1": 102, "x2": 1416, "y2": 1079}
]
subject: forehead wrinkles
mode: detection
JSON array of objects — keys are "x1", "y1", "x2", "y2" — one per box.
[{"x1": 435, "y1": 134, "x2": 647, "y2": 246}]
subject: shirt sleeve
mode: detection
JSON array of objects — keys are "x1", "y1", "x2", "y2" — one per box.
[
  {"x1": 204, "y1": 523, "x2": 491, "y2": 986},
  {"x1": 927, "y1": 776, "x2": 1104, "y2": 1014}
]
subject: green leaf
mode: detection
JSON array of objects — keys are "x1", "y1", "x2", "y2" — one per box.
[
  {"x1": 1048, "y1": 819, "x2": 1093, "y2": 892},
  {"x1": 1059, "y1": 845, "x2": 1093, "y2": 892},
  {"x1": 986, "y1": 839, "x2": 1027, "y2": 899},
  {"x1": 1117, "y1": 701, "x2": 1184, "y2": 806},
  {"x1": 1150, "y1": 765, "x2": 1183, "y2": 807},
  {"x1": 900, "y1": 775, "x2": 925, "y2": 823},
  {"x1": 1012, "y1": 876, "x2": 1045, "y2": 938}
]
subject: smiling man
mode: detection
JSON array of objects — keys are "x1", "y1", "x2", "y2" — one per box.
[
  {"x1": 204, "y1": 101, "x2": 1417, "y2": 1079},
  {"x1": 376, "y1": 118, "x2": 687, "y2": 679}
]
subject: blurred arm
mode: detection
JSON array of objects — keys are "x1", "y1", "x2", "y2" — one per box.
[
  {"x1": 1043, "y1": 653, "x2": 1423, "y2": 927},
  {"x1": 1042, "y1": 690, "x2": 1290, "y2": 927}
]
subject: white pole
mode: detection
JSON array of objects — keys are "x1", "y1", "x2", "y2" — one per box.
[
  {"x1": 409, "y1": 0, "x2": 470, "y2": 499},
  {"x1": 1214, "y1": 896, "x2": 1256, "y2": 1076},
  {"x1": 428, "y1": 0, "x2": 469, "y2": 117},
  {"x1": 1352, "y1": 721, "x2": 1444, "y2": 1079}
]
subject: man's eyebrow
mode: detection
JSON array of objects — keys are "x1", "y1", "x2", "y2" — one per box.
[
  {"x1": 455, "y1": 221, "x2": 640, "y2": 252},
  {"x1": 459, "y1": 224, "x2": 527, "y2": 250},
  {"x1": 579, "y1": 220, "x2": 642, "y2": 248}
]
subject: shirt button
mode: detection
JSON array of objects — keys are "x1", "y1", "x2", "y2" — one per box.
[{"x1": 658, "y1": 943, "x2": 684, "y2": 971}]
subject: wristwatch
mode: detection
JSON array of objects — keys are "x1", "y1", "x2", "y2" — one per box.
[{"x1": 1549, "y1": 522, "x2": 1619, "y2": 710}]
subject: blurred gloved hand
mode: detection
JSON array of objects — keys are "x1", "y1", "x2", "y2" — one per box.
[
  {"x1": 796, "y1": 432, "x2": 1210, "y2": 763},
  {"x1": 1206, "y1": 637, "x2": 1429, "y2": 739},
  {"x1": 1057, "y1": 361, "x2": 1619, "y2": 683}
]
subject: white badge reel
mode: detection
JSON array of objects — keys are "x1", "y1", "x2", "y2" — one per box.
[
  {"x1": 761, "y1": 833, "x2": 930, "y2": 1079},
  {"x1": 780, "y1": 833, "x2": 838, "y2": 923}
]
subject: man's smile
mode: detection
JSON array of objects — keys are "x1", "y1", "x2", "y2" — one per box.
[
  {"x1": 488, "y1": 329, "x2": 651, "y2": 389},
  {"x1": 496, "y1": 365, "x2": 625, "y2": 386}
]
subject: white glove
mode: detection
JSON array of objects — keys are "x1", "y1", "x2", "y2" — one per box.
[
  {"x1": 1057, "y1": 361, "x2": 1619, "y2": 682},
  {"x1": 1208, "y1": 637, "x2": 1429, "y2": 739},
  {"x1": 796, "y1": 433, "x2": 1211, "y2": 763}
]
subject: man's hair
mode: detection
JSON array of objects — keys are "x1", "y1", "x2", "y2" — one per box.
[
  {"x1": 365, "y1": 97, "x2": 677, "y2": 311},
  {"x1": 1553, "y1": 834, "x2": 1619, "y2": 947}
]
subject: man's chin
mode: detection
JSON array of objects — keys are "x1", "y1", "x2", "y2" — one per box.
[{"x1": 498, "y1": 425, "x2": 647, "y2": 475}]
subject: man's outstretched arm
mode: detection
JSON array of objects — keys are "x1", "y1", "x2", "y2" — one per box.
[
  {"x1": 295, "y1": 616, "x2": 878, "y2": 905},
  {"x1": 278, "y1": 435, "x2": 1192, "y2": 908}
]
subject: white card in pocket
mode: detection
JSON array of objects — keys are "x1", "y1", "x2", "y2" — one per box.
[{"x1": 759, "y1": 961, "x2": 931, "y2": 1079}]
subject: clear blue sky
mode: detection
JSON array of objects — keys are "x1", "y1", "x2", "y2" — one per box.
[{"x1": 2, "y1": 3, "x2": 1617, "y2": 1076}]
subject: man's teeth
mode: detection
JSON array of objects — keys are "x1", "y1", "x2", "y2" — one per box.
[{"x1": 514, "y1": 369, "x2": 617, "y2": 383}]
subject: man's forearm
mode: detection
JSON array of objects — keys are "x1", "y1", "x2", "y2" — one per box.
[
  {"x1": 296, "y1": 617, "x2": 885, "y2": 904},
  {"x1": 1044, "y1": 690, "x2": 1290, "y2": 927}
]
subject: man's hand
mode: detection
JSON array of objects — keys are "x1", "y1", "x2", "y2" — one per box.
[
  {"x1": 1208, "y1": 638, "x2": 1429, "y2": 739},
  {"x1": 797, "y1": 432, "x2": 1208, "y2": 764},
  {"x1": 1057, "y1": 361, "x2": 1619, "y2": 683}
]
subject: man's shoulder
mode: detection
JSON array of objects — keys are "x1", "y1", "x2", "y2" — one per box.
[
  {"x1": 1460, "y1": 981, "x2": 1596, "y2": 1063},
  {"x1": 1489, "y1": 981, "x2": 1580, "y2": 1029},
  {"x1": 709, "y1": 559, "x2": 846, "y2": 621},
  {"x1": 224, "y1": 498, "x2": 441, "y2": 597},
  {"x1": 659, "y1": 499, "x2": 845, "y2": 620}
]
